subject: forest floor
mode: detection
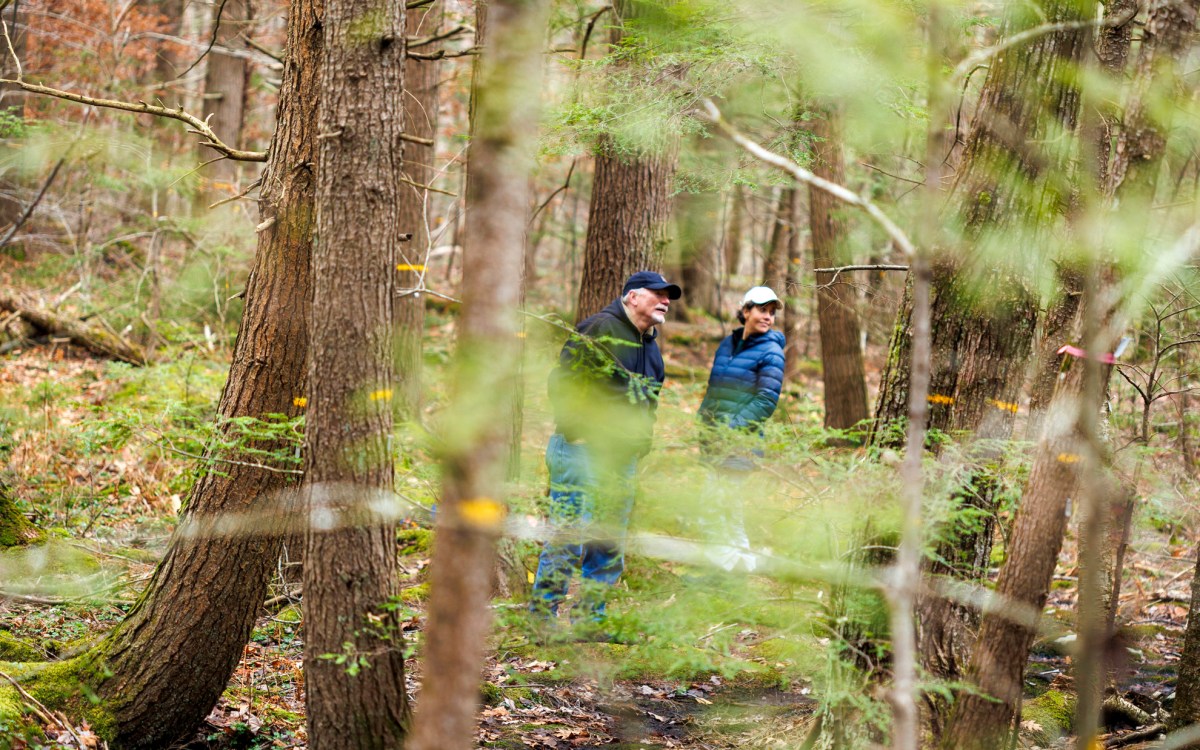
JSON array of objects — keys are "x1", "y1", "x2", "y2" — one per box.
[{"x1": 1, "y1": 337, "x2": 1198, "y2": 749}]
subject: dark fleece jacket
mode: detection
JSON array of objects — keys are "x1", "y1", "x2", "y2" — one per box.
[{"x1": 548, "y1": 299, "x2": 666, "y2": 457}]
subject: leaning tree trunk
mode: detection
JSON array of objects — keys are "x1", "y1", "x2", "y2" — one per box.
[
  {"x1": 408, "y1": 0, "x2": 547, "y2": 746},
  {"x1": 198, "y1": 0, "x2": 250, "y2": 198},
  {"x1": 88, "y1": 1, "x2": 321, "y2": 746},
  {"x1": 301, "y1": 0, "x2": 409, "y2": 747},
  {"x1": 394, "y1": 0, "x2": 443, "y2": 418},
  {"x1": 808, "y1": 105, "x2": 868, "y2": 431}
]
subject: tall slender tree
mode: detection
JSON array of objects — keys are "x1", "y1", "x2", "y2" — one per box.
[
  {"x1": 300, "y1": 0, "x2": 409, "y2": 746},
  {"x1": 395, "y1": 0, "x2": 443, "y2": 418},
  {"x1": 808, "y1": 105, "x2": 868, "y2": 431},
  {"x1": 409, "y1": 0, "x2": 548, "y2": 746},
  {"x1": 198, "y1": 0, "x2": 251, "y2": 195}
]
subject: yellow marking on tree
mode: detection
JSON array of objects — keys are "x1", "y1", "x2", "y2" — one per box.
[
  {"x1": 396, "y1": 263, "x2": 426, "y2": 272},
  {"x1": 293, "y1": 396, "x2": 308, "y2": 408},
  {"x1": 927, "y1": 393, "x2": 954, "y2": 405},
  {"x1": 516, "y1": 331, "x2": 527, "y2": 339},
  {"x1": 1057, "y1": 453, "x2": 1081, "y2": 464},
  {"x1": 987, "y1": 398, "x2": 1019, "y2": 413},
  {"x1": 460, "y1": 497, "x2": 506, "y2": 530},
  {"x1": 369, "y1": 389, "x2": 394, "y2": 402}
]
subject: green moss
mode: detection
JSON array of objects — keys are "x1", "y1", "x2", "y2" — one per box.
[
  {"x1": 0, "y1": 486, "x2": 42, "y2": 548},
  {"x1": 275, "y1": 605, "x2": 303, "y2": 624},
  {"x1": 1021, "y1": 688, "x2": 1075, "y2": 746},
  {"x1": 400, "y1": 582, "x2": 430, "y2": 603},
  {"x1": 0, "y1": 632, "x2": 42, "y2": 662},
  {"x1": 397, "y1": 528, "x2": 433, "y2": 555}
]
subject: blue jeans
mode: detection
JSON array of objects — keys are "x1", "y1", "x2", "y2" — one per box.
[{"x1": 530, "y1": 433, "x2": 636, "y2": 621}]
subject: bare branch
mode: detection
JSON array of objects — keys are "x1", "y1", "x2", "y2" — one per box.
[
  {"x1": 399, "y1": 174, "x2": 456, "y2": 197},
  {"x1": 408, "y1": 46, "x2": 479, "y2": 61},
  {"x1": 0, "y1": 78, "x2": 268, "y2": 162},
  {"x1": 813, "y1": 264, "x2": 909, "y2": 273},
  {"x1": 699, "y1": 99, "x2": 917, "y2": 257},
  {"x1": 408, "y1": 24, "x2": 471, "y2": 49},
  {"x1": 950, "y1": 6, "x2": 1138, "y2": 84}
]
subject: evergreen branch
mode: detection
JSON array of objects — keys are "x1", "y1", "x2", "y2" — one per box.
[{"x1": 699, "y1": 99, "x2": 917, "y2": 257}]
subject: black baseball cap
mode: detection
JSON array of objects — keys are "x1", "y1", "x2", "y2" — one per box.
[{"x1": 621, "y1": 270, "x2": 682, "y2": 300}]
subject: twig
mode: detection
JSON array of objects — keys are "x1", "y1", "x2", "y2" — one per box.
[
  {"x1": 163, "y1": 445, "x2": 304, "y2": 476},
  {"x1": 529, "y1": 160, "x2": 575, "y2": 223},
  {"x1": 814, "y1": 264, "x2": 909, "y2": 273},
  {"x1": 207, "y1": 175, "x2": 264, "y2": 209},
  {"x1": 408, "y1": 24, "x2": 470, "y2": 49},
  {"x1": 402, "y1": 132, "x2": 435, "y2": 146},
  {"x1": 399, "y1": 174, "x2": 456, "y2": 197},
  {"x1": 242, "y1": 35, "x2": 282, "y2": 63},
  {"x1": 0, "y1": 668, "x2": 66, "y2": 738},
  {"x1": 408, "y1": 46, "x2": 479, "y2": 61},
  {"x1": 580, "y1": 5, "x2": 612, "y2": 61},
  {"x1": 180, "y1": 0, "x2": 231, "y2": 78},
  {"x1": 699, "y1": 99, "x2": 917, "y2": 257},
  {"x1": 0, "y1": 78, "x2": 266, "y2": 161},
  {"x1": 0, "y1": 155, "x2": 66, "y2": 248}
]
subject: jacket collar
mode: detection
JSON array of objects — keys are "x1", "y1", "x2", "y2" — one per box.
[{"x1": 604, "y1": 299, "x2": 657, "y2": 342}]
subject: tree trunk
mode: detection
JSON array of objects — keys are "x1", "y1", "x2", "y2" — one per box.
[
  {"x1": 575, "y1": 1, "x2": 675, "y2": 321},
  {"x1": 676, "y1": 187, "x2": 723, "y2": 318},
  {"x1": 301, "y1": 1, "x2": 408, "y2": 747},
  {"x1": 1172, "y1": 545, "x2": 1200, "y2": 729},
  {"x1": 941, "y1": 359, "x2": 1092, "y2": 750},
  {"x1": 408, "y1": 0, "x2": 547, "y2": 746},
  {"x1": 874, "y1": 1, "x2": 1091, "y2": 736},
  {"x1": 395, "y1": 0, "x2": 443, "y2": 419},
  {"x1": 808, "y1": 106, "x2": 868, "y2": 431},
  {"x1": 198, "y1": 0, "x2": 251, "y2": 195},
  {"x1": 92, "y1": 1, "x2": 320, "y2": 745},
  {"x1": 782, "y1": 193, "x2": 804, "y2": 381},
  {"x1": 763, "y1": 186, "x2": 794, "y2": 298},
  {"x1": 576, "y1": 140, "x2": 676, "y2": 321},
  {"x1": 722, "y1": 184, "x2": 743, "y2": 276}
]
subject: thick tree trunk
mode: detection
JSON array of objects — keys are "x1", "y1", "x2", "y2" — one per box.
[
  {"x1": 199, "y1": 0, "x2": 251, "y2": 194},
  {"x1": 1172, "y1": 546, "x2": 1200, "y2": 729},
  {"x1": 875, "y1": 1, "x2": 1091, "y2": 736},
  {"x1": 808, "y1": 106, "x2": 868, "y2": 431},
  {"x1": 301, "y1": 1, "x2": 408, "y2": 747},
  {"x1": 576, "y1": 140, "x2": 676, "y2": 321},
  {"x1": 763, "y1": 186, "x2": 794, "y2": 296},
  {"x1": 93, "y1": 1, "x2": 321, "y2": 745},
  {"x1": 395, "y1": 0, "x2": 442, "y2": 418},
  {"x1": 408, "y1": 0, "x2": 547, "y2": 746}
]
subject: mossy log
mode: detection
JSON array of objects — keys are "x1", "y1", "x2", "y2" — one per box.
[
  {"x1": 0, "y1": 482, "x2": 42, "y2": 548},
  {"x1": 0, "y1": 295, "x2": 148, "y2": 365}
]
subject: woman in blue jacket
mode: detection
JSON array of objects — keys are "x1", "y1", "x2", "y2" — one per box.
[{"x1": 696, "y1": 286, "x2": 786, "y2": 572}]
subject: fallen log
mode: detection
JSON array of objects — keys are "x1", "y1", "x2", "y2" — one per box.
[{"x1": 0, "y1": 296, "x2": 148, "y2": 365}]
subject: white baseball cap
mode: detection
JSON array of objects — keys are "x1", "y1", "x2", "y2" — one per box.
[{"x1": 741, "y1": 286, "x2": 783, "y2": 308}]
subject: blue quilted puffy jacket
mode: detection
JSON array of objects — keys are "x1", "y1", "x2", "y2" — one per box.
[{"x1": 698, "y1": 328, "x2": 786, "y2": 431}]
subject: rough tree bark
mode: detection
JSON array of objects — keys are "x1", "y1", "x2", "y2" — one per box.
[
  {"x1": 408, "y1": 0, "x2": 547, "y2": 747},
  {"x1": 395, "y1": 0, "x2": 443, "y2": 418},
  {"x1": 945, "y1": 1, "x2": 1200, "y2": 744},
  {"x1": 79, "y1": 1, "x2": 321, "y2": 745},
  {"x1": 574, "y1": 4, "x2": 676, "y2": 321},
  {"x1": 871, "y1": 0, "x2": 1092, "y2": 733},
  {"x1": 808, "y1": 105, "x2": 868, "y2": 431},
  {"x1": 301, "y1": 0, "x2": 409, "y2": 746}
]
